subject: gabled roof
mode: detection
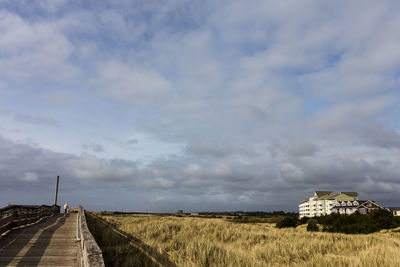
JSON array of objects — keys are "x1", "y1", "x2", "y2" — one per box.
[
  {"x1": 334, "y1": 200, "x2": 380, "y2": 209},
  {"x1": 359, "y1": 200, "x2": 382, "y2": 209},
  {"x1": 315, "y1": 191, "x2": 334, "y2": 198},
  {"x1": 317, "y1": 194, "x2": 337, "y2": 200},
  {"x1": 341, "y1": 192, "x2": 358, "y2": 198}
]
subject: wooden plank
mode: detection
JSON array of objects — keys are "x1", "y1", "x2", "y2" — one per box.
[
  {"x1": 0, "y1": 255, "x2": 77, "y2": 261},
  {"x1": 1, "y1": 247, "x2": 77, "y2": 256},
  {"x1": 0, "y1": 255, "x2": 77, "y2": 265},
  {"x1": 3, "y1": 239, "x2": 77, "y2": 246},
  {"x1": 0, "y1": 213, "x2": 78, "y2": 267}
]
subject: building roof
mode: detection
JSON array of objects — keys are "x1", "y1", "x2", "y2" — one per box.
[
  {"x1": 300, "y1": 190, "x2": 359, "y2": 204},
  {"x1": 333, "y1": 200, "x2": 379, "y2": 209},
  {"x1": 315, "y1": 191, "x2": 334, "y2": 198},
  {"x1": 318, "y1": 194, "x2": 338, "y2": 200},
  {"x1": 341, "y1": 192, "x2": 358, "y2": 197}
]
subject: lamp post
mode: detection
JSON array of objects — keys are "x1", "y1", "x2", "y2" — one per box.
[{"x1": 54, "y1": 176, "x2": 59, "y2": 205}]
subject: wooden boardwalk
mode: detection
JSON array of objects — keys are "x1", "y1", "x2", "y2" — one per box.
[{"x1": 0, "y1": 213, "x2": 78, "y2": 267}]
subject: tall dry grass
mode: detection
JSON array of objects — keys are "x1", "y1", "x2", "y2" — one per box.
[{"x1": 90, "y1": 213, "x2": 400, "y2": 267}]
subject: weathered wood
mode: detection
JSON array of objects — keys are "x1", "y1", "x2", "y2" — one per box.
[
  {"x1": 77, "y1": 206, "x2": 105, "y2": 267},
  {"x1": 0, "y1": 213, "x2": 78, "y2": 267},
  {"x1": 0, "y1": 205, "x2": 104, "y2": 267},
  {"x1": 0, "y1": 205, "x2": 60, "y2": 236}
]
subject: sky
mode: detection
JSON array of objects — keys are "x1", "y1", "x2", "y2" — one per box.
[{"x1": 1, "y1": 0, "x2": 400, "y2": 212}]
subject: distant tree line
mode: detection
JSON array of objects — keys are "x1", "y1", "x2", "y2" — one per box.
[
  {"x1": 101, "y1": 210, "x2": 299, "y2": 217},
  {"x1": 199, "y1": 211, "x2": 299, "y2": 216},
  {"x1": 276, "y1": 209, "x2": 400, "y2": 234}
]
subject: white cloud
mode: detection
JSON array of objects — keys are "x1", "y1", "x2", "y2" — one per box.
[
  {"x1": 97, "y1": 61, "x2": 173, "y2": 105},
  {"x1": 1, "y1": 1, "x2": 400, "y2": 211},
  {"x1": 68, "y1": 153, "x2": 137, "y2": 181},
  {"x1": 184, "y1": 163, "x2": 202, "y2": 175},
  {"x1": 38, "y1": 0, "x2": 67, "y2": 13},
  {"x1": 21, "y1": 171, "x2": 38, "y2": 182},
  {"x1": 310, "y1": 95, "x2": 394, "y2": 132},
  {"x1": 0, "y1": 10, "x2": 79, "y2": 81}
]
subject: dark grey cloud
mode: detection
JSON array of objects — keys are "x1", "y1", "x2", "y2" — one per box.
[
  {"x1": 277, "y1": 141, "x2": 318, "y2": 158},
  {"x1": 1, "y1": 134, "x2": 400, "y2": 211},
  {"x1": 125, "y1": 138, "x2": 139, "y2": 145},
  {"x1": 117, "y1": 138, "x2": 140, "y2": 149},
  {"x1": 186, "y1": 141, "x2": 256, "y2": 158},
  {"x1": 359, "y1": 123, "x2": 400, "y2": 149},
  {"x1": 82, "y1": 142, "x2": 105, "y2": 153}
]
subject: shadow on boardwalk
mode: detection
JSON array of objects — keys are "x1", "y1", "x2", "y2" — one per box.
[
  {"x1": 0, "y1": 214, "x2": 70, "y2": 267},
  {"x1": 85, "y1": 213, "x2": 176, "y2": 267}
]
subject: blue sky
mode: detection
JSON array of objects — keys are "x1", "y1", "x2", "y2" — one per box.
[{"x1": 1, "y1": 0, "x2": 400, "y2": 212}]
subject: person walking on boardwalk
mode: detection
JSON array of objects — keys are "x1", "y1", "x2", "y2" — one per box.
[{"x1": 64, "y1": 202, "x2": 69, "y2": 213}]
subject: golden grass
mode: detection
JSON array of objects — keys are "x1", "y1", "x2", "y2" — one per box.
[{"x1": 91, "y1": 213, "x2": 400, "y2": 267}]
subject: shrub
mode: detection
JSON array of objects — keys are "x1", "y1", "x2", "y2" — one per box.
[
  {"x1": 307, "y1": 220, "x2": 319, "y2": 232},
  {"x1": 276, "y1": 216, "x2": 299, "y2": 228},
  {"x1": 369, "y1": 208, "x2": 394, "y2": 229},
  {"x1": 299, "y1": 216, "x2": 309, "y2": 224},
  {"x1": 314, "y1": 208, "x2": 400, "y2": 234}
]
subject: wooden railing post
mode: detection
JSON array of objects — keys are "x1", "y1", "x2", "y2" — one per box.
[{"x1": 0, "y1": 205, "x2": 60, "y2": 236}]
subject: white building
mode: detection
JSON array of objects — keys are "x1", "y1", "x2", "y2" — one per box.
[
  {"x1": 299, "y1": 191, "x2": 358, "y2": 218},
  {"x1": 390, "y1": 207, "x2": 400, "y2": 216},
  {"x1": 331, "y1": 200, "x2": 381, "y2": 215}
]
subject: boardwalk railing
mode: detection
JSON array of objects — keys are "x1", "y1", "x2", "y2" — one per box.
[
  {"x1": 77, "y1": 205, "x2": 105, "y2": 267},
  {"x1": 0, "y1": 204, "x2": 60, "y2": 236}
]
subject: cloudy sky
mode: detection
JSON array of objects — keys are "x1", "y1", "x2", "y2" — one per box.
[{"x1": 1, "y1": 0, "x2": 400, "y2": 212}]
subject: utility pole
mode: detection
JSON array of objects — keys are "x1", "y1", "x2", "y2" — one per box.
[{"x1": 54, "y1": 176, "x2": 60, "y2": 205}]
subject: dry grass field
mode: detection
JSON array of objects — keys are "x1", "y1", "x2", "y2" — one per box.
[{"x1": 86, "y1": 213, "x2": 400, "y2": 267}]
